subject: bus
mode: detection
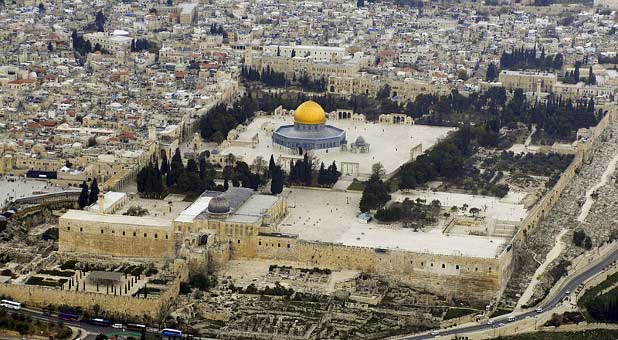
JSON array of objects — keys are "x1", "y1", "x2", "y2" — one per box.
[
  {"x1": 127, "y1": 323, "x2": 147, "y2": 331},
  {"x1": 0, "y1": 300, "x2": 21, "y2": 310},
  {"x1": 89, "y1": 318, "x2": 110, "y2": 326},
  {"x1": 58, "y1": 311, "x2": 79, "y2": 321},
  {"x1": 160, "y1": 328, "x2": 182, "y2": 337}
]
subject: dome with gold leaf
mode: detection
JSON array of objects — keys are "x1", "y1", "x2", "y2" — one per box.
[{"x1": 294, "y1": 101, "x2": 326, "y2": 125}]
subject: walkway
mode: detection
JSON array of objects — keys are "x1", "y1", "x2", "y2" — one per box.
[
  {"x1": 577, "y1": 152, "x2": 618, "y2": 222},
  {"x1": 515, "y1": 228, "x2": 568, "y2": 311}
]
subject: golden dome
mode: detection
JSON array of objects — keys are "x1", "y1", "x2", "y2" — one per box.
[{"x1": 294, "y1": 101, "x2": 326, "y2": 125}]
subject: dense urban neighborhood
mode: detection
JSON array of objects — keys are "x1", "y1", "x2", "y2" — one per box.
[{"x1": 0, "y1": 0, "x2": 618, "y2": 339}]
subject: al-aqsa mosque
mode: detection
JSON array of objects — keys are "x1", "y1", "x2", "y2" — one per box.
[{"x1": 272, "y1": 101, "x2": 346, "y2": 154}]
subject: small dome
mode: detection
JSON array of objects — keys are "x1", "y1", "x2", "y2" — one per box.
[
  {"x1": 294, "y1": 101, "x2": 326, "y2": 125},
  {"x1": 354, "y1": 136, "x2": 366, "y2": 146},
  {"x1": 208, "y1": 196, "x2": 230, "y2": 214}
]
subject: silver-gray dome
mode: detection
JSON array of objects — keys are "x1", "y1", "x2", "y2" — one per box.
[
  {"x1": 354, "y1": 136, "x2": 366, "y2": 146},
  {"x1": 208, "y1": 196, "x2": 230, "y2": 214}
]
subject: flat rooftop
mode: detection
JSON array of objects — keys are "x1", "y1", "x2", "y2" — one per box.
[
  {"x1": 279, "y1": 188, "x2": 510, "y2": 258},
  {"x1": 176, "y1": 188, "x2": 281, "y2": 224},
  {"x1": 62, "y1": 209, "x2": 172, "y2": 229}
]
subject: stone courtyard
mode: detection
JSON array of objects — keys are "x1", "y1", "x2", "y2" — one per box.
[
  {"x1": 279, "y1": 188, "x2": 512, "y2": 258},
  {"x1": 217, "y1": 115, "x2": 454, "y2": 178}
]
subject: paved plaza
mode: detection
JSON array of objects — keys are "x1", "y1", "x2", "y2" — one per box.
[
  {"x1": 279, "y1": 188, "x2": 509, "y2": 258},
  {"x1": 219, "y1": 116, "x2": 454, "y2": 177},
  {"x1": 0, "y1": 176, "x2": 64, "y2": 207}
]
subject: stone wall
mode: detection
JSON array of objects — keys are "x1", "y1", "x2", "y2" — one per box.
[
  {"x1": 247, "y1": 234, "x2": 511, "y2": 304},
  {"x1": 0, "y1": 275, "x2": 180, "y2": 317},
  {"x1": 511, "y1": 106, "x2": 616, "y2": 249},
  {"x1": 59, "y1": 211, "x2": 175, "y2": 258}
]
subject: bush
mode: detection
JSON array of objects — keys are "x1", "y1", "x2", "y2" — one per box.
[
  {"x1": 444, "y1": 308, "x2": 476, "y2": 320},
  {"x1": 573, "y1": 229, "x2": 586, "y2": 247},
  {"x1": 38, "y1": 270, "x2": 74, "y2": 277},
  {"x1": 60, "y1": 260, "x2": 78, "y2": 270}
]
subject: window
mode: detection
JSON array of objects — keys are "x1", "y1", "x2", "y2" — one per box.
[
  {"x1": 80, "y1": 228, "x2": 83, "y2": 232},
  {"x1": 287, "y1": 244, "x2": 290, "y2": 248},
  {"x1": 111, "y1": 230, "x2": 115, "y2": 234},
  {"x1": 259, "y1": 241, "x2": 262, "y2": 246},
  {"x1": 441, "y1": 264, "x2": 445, "y2": 269},
  {"x1": 278, "y1": 243, "x2": 281, "y2": 248},
  {"x1": 144, "y1": 233, "x2": 147, "y2": 238},
  {"x1": 154, "y1": 234, "x2": 158, "y2": 239},
  {"x1": 67, "y1": 227, "x2": 70, "y2": 231},
  {"x1": 430, "y1": 263, "x2": 433, "y2": 267},
  {"x1": 165, "y1": 234, "x2": 168, "y2": 239},
  {"x1": 488, "y1": 267, "x2": 492, "y2": 273},
  {"x1": 237, "y1": 240, "x2": 240, "y2": 244},
  {"x1": 101, "y1": 229, "x2": 104, "y2": 234},
  {"x1": 475, "y1": 267, "x2": 478, "y2": 272},
  {"x1": 456, "y1": 265, "x2": 460, "y2": 270},
  {"x1": 122, "y1": 231, "x2": 125, "y2": 236},
  {"x1": 133, "y1": 232, "x2": 136, "y2": 237}
]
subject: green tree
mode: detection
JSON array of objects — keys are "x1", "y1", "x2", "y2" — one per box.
[
  {"x1": 88, "y1": 178, "x2": 99, "y2": 205},
  {"x1": 271, "y1": 166, "x2": 284, "y2": 194},
  {"x1": 177, "y1": 158, "x2": 202, "y2": 193},
  {"x1": 78, "y1": 181, "x2": 89, "y2": 209},
  {"x1": 160, "y1": 152, "x2": 169, "y2": 175},
  {"x1": 377, "y1": 84, "x2": 391, "y2": 99},
  {"x1": 573, "y1": 229, "x2": 588, "y2": 247},
  {"x1": 587, "y1": 66, "x2": 596, "y2": 85},
  {"x1": 359, "y1": 174, "x2": 391, "y2": 212},
  {"x1": 268, "y1": 154, "x2": 276, "y2": 177},
  {"x1": 317, "y1": 162, "x2": 327, "y2": 186},
  {"x1": 167, "y1": 148, "x2": 183, "y2": 187},
  {"x1": 486, "y1": 62, "x2": 498, "y2": 81}
]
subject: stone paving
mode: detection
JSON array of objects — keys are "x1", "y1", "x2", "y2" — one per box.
[{"x1": 503, "y1": 118, "x2": 618, "y2": 308}]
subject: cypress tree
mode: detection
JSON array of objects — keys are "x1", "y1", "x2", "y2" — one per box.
[
  {"x1": 78, "y1": 181, "x2": 89, "y2": 209},
  {"x1": 88, "y1": 178, "x2": 100, "y2": 205},
  {"x1": 268, "y1": 154, "x2": 276, "y2": 177},
  {"x1": 271, "y1": 166, "x2": 284, "y2": 194},
  {"x1": 317, "y1": 162, "x2": 327, "y2": 186},
  {"x1": 160, "y1": 152, "x2": 169, "y2": 175},
  {"x1": 168, "y1": 148, "x2": 183, "y2": 186}
]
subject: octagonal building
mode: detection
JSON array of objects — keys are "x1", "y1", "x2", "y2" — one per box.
[{"x1": 272, "y1": 101, "x2": 346, "y2": 154}]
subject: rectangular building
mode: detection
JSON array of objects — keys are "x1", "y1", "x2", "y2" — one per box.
[{"x1": 59, "y1": 210, "x2": 175, "y2": 258}]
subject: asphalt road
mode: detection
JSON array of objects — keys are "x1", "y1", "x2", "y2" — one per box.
[
  {"x1": 402, "y1": 246, "x2": 618, "y2": 340},
  {"x1": 3, "y1": 307, "x2": 135, "y2": 338}
]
